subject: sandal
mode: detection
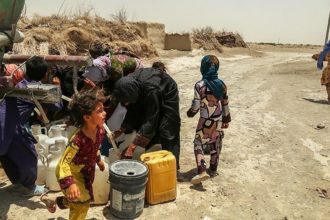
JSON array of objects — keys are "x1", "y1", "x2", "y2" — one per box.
[
  {"x1": 22, "y1": 184, "x2": 48, "y2": 197},
  {"x1": 207, "y1": 169, "x2": 219, "y2": 178},
  {"x1": 40, "y1": 192, "x2": 57, "y2": 213},
  {"x1": 190, "y1": 172, "x2": 210, "y2": 185}
]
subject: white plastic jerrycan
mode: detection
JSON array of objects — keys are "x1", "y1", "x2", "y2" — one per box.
[
  {"x1": 45, "y1": 125, "x2": 68, "y2": 153},
  {"x1": 34, "y1": 135, "x2": 47, "y2": 185},
  {"x1": 48, "y1": 124, "x2": 66, "y2": 138},
  {"x1": 92, "y1": 156, "x2": 110, "y2": 205},
  {"x1": 31, "y1": 124, "x2": 48, "y2": 146},
  {"x1": 45, "y1": 140, "x2": 65, "y2": 191},
  {"x1": 66, "y1": 125, "x2": 78, "y2": 140},
  {"x1": 31, "y1": 124, "x2": 48, "y2": 185}
]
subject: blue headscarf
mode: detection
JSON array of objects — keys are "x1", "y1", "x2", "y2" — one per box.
[
  {"x1": 317, "y1": 40, "x2": 330, "y2": 70},
  {"x1": 200, "y1": 55, "x2": 225, "y2": 100}
]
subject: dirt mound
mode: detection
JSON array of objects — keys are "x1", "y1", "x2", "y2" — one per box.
[
  {"x1": 15, "y1": 15, "x2": 158, "y2": 57},
  {"x1": 192, "y1": 27, "x2": 247, "y2": 52},
  {"x1": 215, "y1": 32, "x2": 247, "y2": 48},
  {"x1": 192, "y1": 27, "x2": 223, "y2": 52}
]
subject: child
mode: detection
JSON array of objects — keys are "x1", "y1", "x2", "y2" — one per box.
[
  {"x1": 320, "y1": 53, "x2": 330, "y2": 104},
  {"x1": 187, "y1": 55, "x2": 231, "y2": 185},
  {"x1": 83, "y1": 41, "x2": 111, "y2": 85},
  {"x1": 0, "y1": 56, "x2": 61, "y2": 196},
  {"x1": 313, "y1": 40, "x2": 330, "y2": 104},
  {"x1": 41, "y1": 87, "x2": 107, "y2": 220}
]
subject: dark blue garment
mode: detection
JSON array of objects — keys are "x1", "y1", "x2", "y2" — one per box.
[
  {"x1": 0, "y1": 96, "x2": 37, "y2": 187},
  {"x1": 0, "y1": 132, "x2": 38, "y2": 187},
  {"x1": 0, "y1": 79, "x2": 38, "y2": 154},
  {"x1": 0, "y1": 79, "x2": 62, "y2": 187},
  {"x1": 200, "y1": 55, "x2": 225, "y2": 99},
  {"x1": 100, "y1": 136, "x2": 112, "y2": 157},
  {"x1": 317, "y1": 41, "x2": 330, "y2": 70}
]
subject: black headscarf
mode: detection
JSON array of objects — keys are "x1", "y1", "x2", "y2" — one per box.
[{"x1": 113, "y1": 76, "x2": 141, "y2": 104}]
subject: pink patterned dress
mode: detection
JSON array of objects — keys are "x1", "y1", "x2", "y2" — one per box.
[{"x1": 188, "y1": 80, "x2": 231, "y2": 173}]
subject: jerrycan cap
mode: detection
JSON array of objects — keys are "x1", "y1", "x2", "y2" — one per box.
[{"x1": 110, "y1": 160, "x2": 147, "y2": 177}]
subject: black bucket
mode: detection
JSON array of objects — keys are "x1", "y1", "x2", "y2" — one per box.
[{"x1": 109, "y1": 160, "x2": 148, "y2": 219}]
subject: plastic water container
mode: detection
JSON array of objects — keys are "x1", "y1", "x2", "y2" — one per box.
[
  {"x1": 45, "y1": 126, "x2": 68, "y2": 153},
  {"x1": 45, "y1": 140, "x2": 64, "y2": 191},
  {"x1": 34, "y1": 136, "x2": 47, "y2": 185},
  {"x1": 31, "y1": 124, "x2": 48, "y2": 185},
  {"x1": 31, "y1": 124, "x2": 48, "y2": 145},
  {"x1": 109, "y1": 160, "x2": 148, "y2": 219},
  {"x1": 140, "y1": 150, "x2": 177, "y2": 205},
  {"x1": 92, "y1": 157, "x2": 110, "y2": 205}
]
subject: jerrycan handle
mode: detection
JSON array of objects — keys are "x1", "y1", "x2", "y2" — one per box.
[
  {"x1": 46, "y1": 152, "x2": 53, "y2": 167},
  {"x1": 47, "y1": 152, "x2": 53, "y2": 160},
  {"x1": 142, "y1": 150, "x2": 170, "y2": 162},
  {"x1": 40, "y1": 127, "x2": 47, "y2": 135}
]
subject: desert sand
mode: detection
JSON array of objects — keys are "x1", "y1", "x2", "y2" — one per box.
[{"x1": 1, "y1": 44, "x2": 330, "y2": 220}]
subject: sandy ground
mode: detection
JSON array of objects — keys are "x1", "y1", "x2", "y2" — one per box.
[{"x1": 1, "y1": 44, "x2": 330, "y2": 220}]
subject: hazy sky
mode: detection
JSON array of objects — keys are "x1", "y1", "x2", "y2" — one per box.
[{"x1": 24, "y1": 0, "x2": 330, "y2": 45}]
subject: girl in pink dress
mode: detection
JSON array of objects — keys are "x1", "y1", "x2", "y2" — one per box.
[{"x1": 187, "y1": 55, "x2": 231, "y2": 185}]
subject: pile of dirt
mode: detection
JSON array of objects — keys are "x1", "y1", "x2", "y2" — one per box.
[
  {"x1": 192, "y1": 27, "x2": 247, "y2": 52},
  {"x1": 14, "y1": 14, "x2": 158, "y2": 57},
  {"x1": 215, "y1": 32, "x2": 247, "y2": 48},
  {"x1": 192, "y1": 27, "x2": 223, "y2": 52}
]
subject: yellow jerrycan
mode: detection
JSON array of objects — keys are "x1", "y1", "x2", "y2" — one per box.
[{"x1": 140, "y1": 150, "x2": 176, "y2": 205}]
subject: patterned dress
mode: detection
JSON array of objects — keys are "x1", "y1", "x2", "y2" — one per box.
[
  {"x1": 191, "y1": 80, "x2": 231, "y2": 144},
  {"x1": 188, "y1": 80, "x2": 231, "y2": 173},
  {"x1": 56, "y1": 126, "x2": 105, "y2": 202}
]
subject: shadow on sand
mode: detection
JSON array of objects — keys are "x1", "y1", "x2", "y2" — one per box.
[
  {"x1": 177, "y1": 168, "x2": 196, "y2": 183},
  {"x1": 302, "y1": 98, "x2": 330, "y2": 105},
  {"x1": 0, "y1": 183, "x2": 44, "y2": 220},
  {"x1": 102, "y1": 205, "x2": 131, "y2": 220},
  {"x1": 177, "y1": 168, "x2": 208, "y2": 192}
]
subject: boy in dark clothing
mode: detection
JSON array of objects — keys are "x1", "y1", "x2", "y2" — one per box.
[{"x1": 0, "y1": 56, "x2": 62, "y2": 196}]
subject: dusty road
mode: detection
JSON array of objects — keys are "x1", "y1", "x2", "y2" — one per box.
[{"x1": 1, "y1": 45, "x2": 330, "y2": 219}]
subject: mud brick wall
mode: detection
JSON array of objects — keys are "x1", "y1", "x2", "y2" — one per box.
[
  {"x1": 134, "y1": 22, "x2": 165, "y2": 49},
  {"x1": 164, "y1": 34, "x2": 192, "y2": 51}
]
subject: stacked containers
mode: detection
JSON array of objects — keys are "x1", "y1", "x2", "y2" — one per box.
[{"x1": 140, "y1": 150, "x2": 177, "y2": 205}]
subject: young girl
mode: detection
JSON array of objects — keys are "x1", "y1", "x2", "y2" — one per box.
[
  {"x1": 187, "y1": 55, "x2": 231, "y2": 185},
  {"x1": 41, "y1": 87, "x2": 107, "y2": 220}
]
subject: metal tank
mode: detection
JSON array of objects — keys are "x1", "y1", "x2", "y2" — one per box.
[{"x1": 0, "y1": 0, "x2": 25, "y2": 30}]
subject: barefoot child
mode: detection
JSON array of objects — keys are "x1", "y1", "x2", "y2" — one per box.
[
  {"x1": 187, "y1": 55, "x2": 231, "y2": 185},
  {"x1": 41, "y1": 87, "x2": 107, "y2": 220}
]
